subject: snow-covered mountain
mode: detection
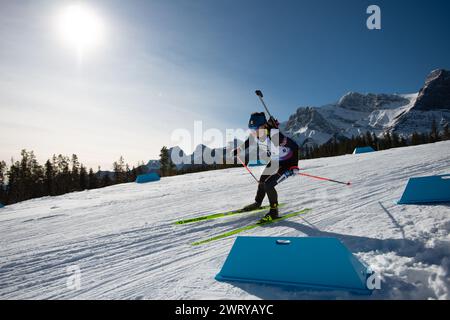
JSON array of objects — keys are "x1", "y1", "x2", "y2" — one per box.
[
  {"x1": 167, "y1": 140, "x2": 244, "y2": 168},
  {"x1": 281, "y1": 69, "x2": 450, "y2": 147},
  {"x1": 1, "y1": 141, "x2": 449, "y2": 299}
]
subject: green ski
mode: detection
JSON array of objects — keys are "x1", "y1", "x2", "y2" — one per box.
[
  {"x1": 174, "y1": 204, "x2": 285, "y2": 225},
  {"x1": 191, "y1": 208, "x2": 311, "y2": 246}
]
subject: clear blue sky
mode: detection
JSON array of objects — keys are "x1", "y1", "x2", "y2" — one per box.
[{"x1": 1, "y1": 0, "x2": 449, "y2": 169}]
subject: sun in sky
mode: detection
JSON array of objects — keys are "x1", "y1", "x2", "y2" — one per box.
[{"x1": 55, "y1": 3, "x2": 105, "y2": 62}]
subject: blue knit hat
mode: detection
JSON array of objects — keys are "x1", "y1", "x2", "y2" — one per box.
[{"x1": 248, "y1": 112, "x2": 267, "y2": 129}]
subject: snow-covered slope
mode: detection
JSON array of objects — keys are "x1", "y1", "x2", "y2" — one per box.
[{"x1": 1, "y1": 141, "x2": 450, "y2": 299}]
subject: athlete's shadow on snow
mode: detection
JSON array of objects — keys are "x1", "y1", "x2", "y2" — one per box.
[
  {"x1": 378, "y1": 201, "x2": 406, "y2": 239},
  {"x1": 228, "y1": 218, "x2": 450, "y2": 299}
]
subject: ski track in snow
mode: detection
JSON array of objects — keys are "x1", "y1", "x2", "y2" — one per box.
[{"x1": 0, "y1": 141, "x2": 449, "y2": 299}]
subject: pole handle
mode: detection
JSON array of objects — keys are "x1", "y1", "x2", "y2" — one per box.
[{"x1": 255, "y1": 89, "x2": 274, "y2": 119}]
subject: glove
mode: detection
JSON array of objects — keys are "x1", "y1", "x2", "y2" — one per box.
[
  {"x1": 289, "y1": 166, "x2": 300, "y2": 175},
  {"x1": 267, "y1": 116, "x2": 279, "y2": 129}
]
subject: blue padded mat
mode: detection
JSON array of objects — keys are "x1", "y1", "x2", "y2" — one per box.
[
  {"x1": 135, "y1": 172, "x2": 160, "y2": 183},
  {"x1": 353, "y1": 146, "x2": 375, "y2": 154},
  {"x1": 398, "y1": 174, "x2": 450, "y2": 204},
  {"x1": 216, "y1": 236, "x2": 373, "y2": 295}
]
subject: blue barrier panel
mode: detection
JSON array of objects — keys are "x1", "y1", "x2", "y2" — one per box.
[
  {"x1": 353, "y1": 146, "x2": 375, "y2": 154},
  {"x1": 0, "y1": 202, "x2": 4, "y2": 208},
  {"x1": 248, "y1": 159, "x2": 267, "y2": 167},
  {"x1": 398, "y1": 174, "x2": 450, "y2": 204},
  {"x1": 135, "y1": 172, "x2": 160, "y2": 184},
  {"x1": 216, "y1": 236, "x2": 373, "y2": 295}
]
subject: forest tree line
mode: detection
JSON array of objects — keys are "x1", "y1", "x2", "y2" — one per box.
[{"x1": 0, "y1": 153, "x2": 148, "y2": 206}]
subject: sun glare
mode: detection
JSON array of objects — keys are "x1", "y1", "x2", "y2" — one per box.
[{"x1": 57, "y1": 4, "x2": 104, "y2": 58}]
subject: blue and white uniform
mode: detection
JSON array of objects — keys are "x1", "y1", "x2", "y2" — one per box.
[{"x1": 240, "y1": 130, "x2": 300, "y2": 206}]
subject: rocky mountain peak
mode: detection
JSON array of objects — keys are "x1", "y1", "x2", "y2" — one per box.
[
  {"x1": 413, "y1": 69, "x2": 450, "y2": 111},
  {"x1": 338, "y1": 92, "x2": 409, "y2": 112}
]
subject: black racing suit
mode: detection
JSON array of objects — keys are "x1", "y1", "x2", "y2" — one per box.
[{"x1": 239, "y1": 130, "x2": 299, "y2": 206}]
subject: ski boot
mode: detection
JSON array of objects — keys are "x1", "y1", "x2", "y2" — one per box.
[
  {"x1": 240, "y1": 202, "x2": 262, "y2": 212},
  {"x1": 258, "y1": 203, "x2": 279, "y2": 223}
]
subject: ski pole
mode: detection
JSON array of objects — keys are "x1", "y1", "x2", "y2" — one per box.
[
  {"x1": 255, "y1": 90, "x2": 275, "y2": 120},
  {"x1": 236, "y1": 154, "x2": 259, "y2": 183},
  {"x1": 297, "y1": 171, "x2": 351, "y2": 186}
]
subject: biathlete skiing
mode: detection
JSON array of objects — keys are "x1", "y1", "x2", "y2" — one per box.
[{"x1": 232, "y1": 90, "x2": 300, "y2": 223}]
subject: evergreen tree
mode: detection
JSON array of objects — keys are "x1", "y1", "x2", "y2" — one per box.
[
  {"x1": 421, "y1": 132, "x2": 429, "y2": 145},
  {"x1": 302, "y1": 146, "x2": 310, "y2": 159},
  {"x1": 0, "y1": 160, "x2": 6, "y2": 204},
  {"x1": 400, "y1": 136, "x2": 407, "y2": 147},
  {"x1": 125, "y1": 164, "x2": 132, "y2": 182},
  {"x1": 411, "y1": 131, "x2": 421, "y2": 145},
  {"x1": 430, "y1": 118, "x2": 439, "y2": 143},
  {"x1": 372, "y1": 133, "x2": 379, "y2": 150},
  {"x1": 383, "y1": 132, "x2": 392, "y2": 150},
  {"x1": 101, "y1": 173, "x2": 112, "y2": 187},
  {"x1": 88, "y1": 168, "x2": 98, "y2": 189},
  {"x1": 113, "y1": 156, "x2": 126, "y2": 183},
  {"x1": 79, "y1": 165, "x2": 88, "y2": 190},
  {"x1": 365, "y1": 131, "x2": 374, "y2": 148},
  {"x1": 131, "y1": 166, "x2": 138, "y2": 182},
  {"x1": 56, "y1": 154, "x2": 70, "y2": 195},
  {"x1": 391, "y1": 132, "x2": 400, "y2": 148},
  {"x1": 7, "y1": 150, "x2": 44, "y2": 203},
  {"x1": 44, "y1": 159, "x2": 55, "y2": 196},
  {"x1": 71, "y1": 154, "x2": 80, "y2": 191},
  {"x1": 443, "y1": 123, "x2": 450, "y2": 141},
  {"x1": 159, "y1": 146, "x2": 175, "y2": 176}
]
